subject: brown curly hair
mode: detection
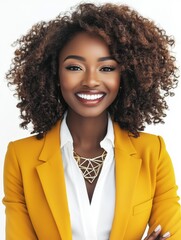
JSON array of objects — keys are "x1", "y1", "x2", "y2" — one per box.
[{"x1": 6, "y1": 3, "x2": 179, "y2": 139}]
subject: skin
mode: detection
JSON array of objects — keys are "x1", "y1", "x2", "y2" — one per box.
[
  {"x1": 58, "y1": 32, "x2": 170, "y2": 239},
  {"x1": 59, "y1": 32, "x2": 121, "y2": 120},
  {"x1": 59, "y1": 32, "x2": 120, "y2": 201},
  {"x1": 144, "y1": 225, "x2": 170, "y2": 240}
]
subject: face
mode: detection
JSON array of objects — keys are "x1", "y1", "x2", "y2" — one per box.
[{"x1": 59, "y1": 32, "x2": 120, "y2": 118}]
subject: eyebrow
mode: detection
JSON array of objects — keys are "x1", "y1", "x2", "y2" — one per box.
[{"x1": 63, "y1": 55, "x2": 115, "y2": 62}]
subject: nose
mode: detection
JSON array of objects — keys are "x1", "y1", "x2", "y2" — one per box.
[{"x1": 81, "y1": 69, "x2": 100, "y2": 88}]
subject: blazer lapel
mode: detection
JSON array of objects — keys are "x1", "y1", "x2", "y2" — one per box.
[
  {"x1": 36, "y1": 121, "x2": 72, "y2": 240},
  {"x1": 110, "y1": 123, "x2": 142, "y2": 239}
]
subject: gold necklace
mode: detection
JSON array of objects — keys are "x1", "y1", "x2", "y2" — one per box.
[{"x1": 73, "y1": 150, "x2": 107, "y2": 184}]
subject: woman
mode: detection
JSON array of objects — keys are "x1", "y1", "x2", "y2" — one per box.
[{"x1": 3, "y1": 3, "x2": 181, "y2": 240}]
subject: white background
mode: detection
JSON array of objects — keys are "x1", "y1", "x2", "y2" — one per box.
[{"x1": 0, "y1": 0, "x2": 180, "y2": 239}]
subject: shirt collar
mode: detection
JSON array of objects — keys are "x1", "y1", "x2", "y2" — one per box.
[
  {"x1": 100, "y1": 114, "x2": 114, "y2": 151},
  {"x1": 60, "y1": 112, "x2": 114, "y2": 149},
  {"x1": 60, "y1": 111, "x2": 73, "y2": 148}
]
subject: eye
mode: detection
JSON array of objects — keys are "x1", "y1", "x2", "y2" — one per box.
[
  {"x1": 100, "y1": 66, "x2": 116, "y2": 72},
  {"x1": 65, "y1": 65, "x2": 82, "y2": 71}
]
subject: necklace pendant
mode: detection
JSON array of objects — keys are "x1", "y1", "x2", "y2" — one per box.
[{"x1": 73, "y1": 150, "x2": 107, "y2": 183}]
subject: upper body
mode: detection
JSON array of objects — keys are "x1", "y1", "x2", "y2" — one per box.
[
  {"x1": 3, "y1": 120, "x2": 181, "y2": 239},
  {"x1": 3, "y1": 2, "x2": 181, "y2": 240}
]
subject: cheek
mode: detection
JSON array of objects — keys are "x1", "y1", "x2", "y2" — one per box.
[
  {"x1": 59, "y1": 71, "x2": 72, "y2": 90},
  {"x1": 108, "y1": 76, "x2": 120, "y2": 93},
  {"x1": 59, "y1": 70, "x2": 81, "y2": 90}
]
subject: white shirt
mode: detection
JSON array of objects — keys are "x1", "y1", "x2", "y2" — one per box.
[{"x1": 60, "y1": 114, "x2": 115, "y2": 240}]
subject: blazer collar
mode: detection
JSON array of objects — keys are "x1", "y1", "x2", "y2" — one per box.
[
  {"x1": 113, "y1": 122, "x2": 137, "y2": 154},
  {"x1": 36, "y1": 121, "x2": 72, "y2": 240},
  {"x1": 38, "y1": 120, "x2": 137, "y2": 161},
  {"x1": 36, "y1": 121, "x2": 142, "y2": 240},
  {"x1": 110, "y1": 122, "x2": 142, "y2": 239},
  {"x1": 38, "y1": 120, "x2": 61, "y2": 162}
]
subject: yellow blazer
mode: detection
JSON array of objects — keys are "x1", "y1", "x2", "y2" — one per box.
[{"x1": 3, "y1": 121, "x2": 181, "y2": 239}]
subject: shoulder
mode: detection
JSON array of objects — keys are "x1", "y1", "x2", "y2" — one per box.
[
  {"x1": 9, "y1": 134, "x2": 45, "y2": 152},
  {"x1": 131, "y1": 131, "x2": 163, "y2": 146},
  {"x1": 6, "y1": 120, "x2": 61, "y2": 162},
  {"x1": 130, "y1": 131, "x2": 166, "y2": 158},
  {"x1": 8, "y1": 120, "x2": 61, "y2": 153},
  {"x1": 113, "y1": 122, "x2": 166, "y2": 156},
  {"x1": 6, "y1": 135, "x2": 45, "y2": 166}
]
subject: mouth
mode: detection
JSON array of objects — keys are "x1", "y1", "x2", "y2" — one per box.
[{"x1": 75, "y1": 92, "x2": 106, "y2": 105}]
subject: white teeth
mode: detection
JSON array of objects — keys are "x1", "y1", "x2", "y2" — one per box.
[{"x1": 77, "y1": 93, "x2": 104, "y2": 100}]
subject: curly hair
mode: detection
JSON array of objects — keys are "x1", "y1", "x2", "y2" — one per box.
[{"x1": 6, "y1": 3, "x2": 179, "y2": 138}]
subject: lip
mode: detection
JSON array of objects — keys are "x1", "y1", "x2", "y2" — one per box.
[{"x1": 75, "y1": 91, "x2": 106, "y2": 106}]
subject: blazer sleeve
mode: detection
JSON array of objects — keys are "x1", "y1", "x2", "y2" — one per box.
[
  {"x1": 2, "y1": 142, "x2": 38, "y2": 240},
  {"x1": 148, "y1": 136, "x2": 181, "y2": 239}
]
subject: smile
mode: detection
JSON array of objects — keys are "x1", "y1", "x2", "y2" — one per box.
[
  {"x1": 76, "y1": 93, "x2": 104, "y2": 100},
  {"x1": 75, "y1": 92, "x2": 106, "y2": 105}
]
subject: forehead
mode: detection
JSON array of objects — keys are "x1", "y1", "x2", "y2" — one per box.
[{"x1": 59, "y1": 32, "x2": 111, "y2": 59}]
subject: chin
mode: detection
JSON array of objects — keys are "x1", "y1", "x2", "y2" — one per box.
[{"x1": 70, "y1": 107, "x2": 108, "y2": 119}]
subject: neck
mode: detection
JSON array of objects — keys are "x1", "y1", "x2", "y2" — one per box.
[{"x1": 66, "y1": 109, "x2": 108, "y2": 154}]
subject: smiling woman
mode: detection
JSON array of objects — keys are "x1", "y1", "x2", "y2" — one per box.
[
  {"x1": 59, "y1": 32, "x2": 120, "y2": 118},
  {"x1": 2, "y1": 2, "x2": 181, "y2": 240}
]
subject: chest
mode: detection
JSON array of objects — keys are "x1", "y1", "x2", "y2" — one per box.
[{"x1": 85, "y1": 178, "x2": 98, "y2": 202}]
